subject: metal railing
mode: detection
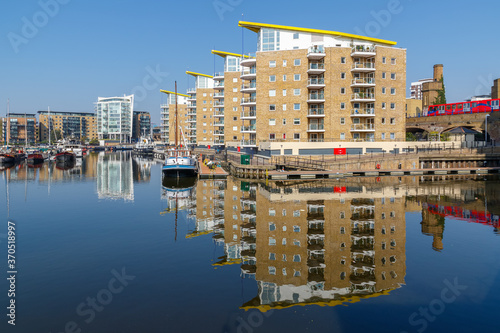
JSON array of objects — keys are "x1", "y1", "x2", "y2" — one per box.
[
  {"x1": 308, "y1": 93, "x2": 325, "y2": 100},
  {"x1": 241, "y1": 125, "x2": 256, "y2": 132},
  {"x1": 308, "y1": 46, "x2": 325, "y2": 54},
  {"x1": 352, "y1": 78, "x2": 375, "y2": 85},
  {"x1": 351, "y1": 108, "x2": 375, "y2": 115},
  {"x1": 351, "y1": 93, "x2": 375, "y2": 100},
  {"x1": 308, "y1": 108, "x2": 325, "y2": 116},
  {"x1": 352, "y1": 62, "x2": 375, "y2": 70},
  {"x1": 308, "y1": 124, "x2": 325, "y2": 131},
  {"x1": 351, "y1": 45, "x2": 376, "y2": 53},
  {"x1": 308, "y1": 63, "x2": 325, "y2": 70},
  {"x1": 308, "y1": 78, "x2": 325, "y2": 85},
  {"x1": 241, "y1": 97, "x2": 257, "y2": 104},
  {"x1": 351, "y1": 124, "x2": 375, "y2": 131},
  {"x1": 241, "y1": 111, "x2": 257, "y2": 118}
]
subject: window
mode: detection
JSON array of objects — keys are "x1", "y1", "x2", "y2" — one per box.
[
  {"x1": 340, "y1": 133, "x2": 345, "y2": 140},
  {"x1": 269, "y1": 119, "x2": 276, "y2": 126},
  {"x1": 269, "y1": 223, "x2": 276, "y2": 231},
  {"x1": 293, "y1": 133, "x2": 300, "y2": 140},
  {"x1": 390, "y1": 103, "x2": 395, "y2": 110},
  {"x1": 269, "y1": 104, "x2": 276, "y2": 111},
  {"x1": 269, "y1": 253, "x2": 276, "y2": 260},
  {"x1": 293, "y1": 225, "x2": 300, "y2": 232},
  {"x1": 391, "y1": 73, "x2": 396, "y2": 80},
  {"x1": 294, "y1": 74, "x2": 301, "y2": 81},
  {"x1": 341, "y1": 72, "x2": 346, "y2": 79},
  {"x1": 282, "y1": 89, "x2": 287, "y2": 96},
  {"x1": 293, "y1": 118, "x2": 300, "y2": 125},
  {"x1": 283, "y1": 74, "x2": 287, "y2": 81},
  {"x1": 233, "y1": 116, "x2": 237, "y2": 121},
  {"x1": 293, "y1": 255, "x2": 301, "y2": 262},
  {"x1": 341, "y1": 57, "x2": 346, "y2": 63},
  {"x1": 293, "y1": 33, "x2": 299, "y2": 39},
  {"x1": 269, "y1": 60, "x2": 276, "y2": 67},
  {"x1": 269, "y1": 89, "x2": 276, "y2": 97},
  {"x1": 382, "y1": 102, "x2": 386, "y2": 109},
  {"x1": 340, "y1": 117, "x2": 345, "y2": 125},
  {"x1": 390, "y1": 133, "x2": 395, "y2": 139},
  {"x1": 269, "y1": 75, "x2": 276, "y2": 82},
  {"x1": 282, "y1": 254, "x2": 287, "y2": 261},
  {"x1": 381, "y1": 117, "x2": 386, "y2": 124},
  {"x1": 294, "y1": 103, "x2": 300, "y2": 110},
  {"x1": 340, "y1": 211, "x2": 345, "y2": 219},
  {"x1": 382, "y1": 72, "x2": 386, "y2": 79},
  {"x1": 282, "y1": 119, "x2": 286, "y2": 125},
  {"x1": 283, "y1": 60, "x2": 287, "y2": 67},
  {"x1": 268, "y1": 266, "x2": 276, "y2": 275},
  {"x1": 294, "y1": 89, "x2": 301, "y2": 96},
  {"x1": 282, "y1": 238, "x2": 286, "y2": 245},
  {"x1": 391, "y1": 58, "x2": 396, "y2": 65},
  {"x1": 233, "y1": 78, "x2": 237, "y2": 82},
  {"x1": 340, "y1": 102, "x2": 345, "y2": 109},
  {"x1": 269, "y1": 237, "x2": 276, "y2": 246},
  {"x1": 268, "y1": 133, "x2": 276, "y2": 140},
  {"x1": 233, "y1": 107, "x2": 238, "y2": 111},
  {"x1": 294, "y1": 59, "x2": 301, "y2": 66},
  {"x1": 382, "y1": 87, "x2": 386, "y2": 94},
  {"x1": 390, "y1": 117, "x2": 395, "y2": 125},
  {"x1": 282, "y1": 104, "x2": 287, "y2": 111},
  {"x1": 293, "y1": 210, "x2": 300, "y2": 217},
  {"x1": 340, "y1": 87, "x2": 346, "y2": 94},
  {"x1": 340, "y1": 227, "x2": 345, "y2": 234},
  {"x1": 382, "y1": 57, "x2": 386, "y2": 64},
  {"x1": 381, "y1": 133, "x2": 386, "y2": 140},
  {"x1": 391, "y1": 88, "x2": 396, "y2": 95},
  {"x1": 269, "y1": 208, "x2": 275, "y2": 216},
  {"x1": 293, "y1": 240, "x2": 300, "y2": 246}
]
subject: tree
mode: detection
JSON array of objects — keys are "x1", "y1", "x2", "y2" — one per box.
[
  {"x1": 406, "y1": 132, "x2": 417, "y2": 141},
  {"x1": 433, "y1": 76, "x2": 446, "y2": 105},
  {"x1": 89, "y1": 138, "x2": 100, "y2": 145}
]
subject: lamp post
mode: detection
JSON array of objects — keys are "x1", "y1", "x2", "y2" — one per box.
[{"x1": 485, "y1": 114, "x2": 490, "y2": 146}]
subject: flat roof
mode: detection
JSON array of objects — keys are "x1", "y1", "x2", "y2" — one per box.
[
  {"x1": 238, "y1": 21, "x2": 397, "y2": 46},
  {"x1": 37, "y1": 111, "x2": 94, "y2": 116},
  {"x1": 6, "y1": 113, "x2": 37, "y2": 117}
]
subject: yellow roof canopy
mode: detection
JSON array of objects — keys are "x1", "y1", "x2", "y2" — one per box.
[
  {"x1": 238, "y1": 21, "x2": 397, "y2": 46},
  {"x1": 211, "y1": 50, "x2": 250, "y2": 58},
  {"x1": 160, "y1": 90, "x2": 189, "y2": 98},
  {"x1": 186, "y1": 71, "x2": 213, "y2": 78}
]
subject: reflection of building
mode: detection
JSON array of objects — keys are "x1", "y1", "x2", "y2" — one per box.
[
  {"x1": 96, "y1": 152, "x2": 134, "y2": 201},
  {"x1": 132, "y1": 156, "x2": 153, "y2": 183},
  {"x1": 2, "y1": 113, "x2": 37, "y2": 144},
  {"x1": 37, "y1": 111, "x2": 97, "y2": 142},
  {"x1": 96, "y1": 95, "x2": 134, "y2": 142},
  {"x1": 188, "y1": 179, "x2": 226, "y2": 238}
]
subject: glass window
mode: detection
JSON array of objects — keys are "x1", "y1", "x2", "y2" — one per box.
[
  {"x1": 269, "y1": 208, "x2": 275, "y2": 216},
  {"x1": 269, "y1": 223, "x2": 276, "y2": 231},
  {"x1": 282, "y1": 118, "x2": 286, "y2": 125},
  {"x1": 382, "y1": 57, "x2": 386, "y2": 64},
  {"x1": 390, "y1": 117, "x2": 395, "y2": 124},
  {"x1": 269, "y1": 89, "x2": 276, "y2": 97},
  {"x1": 382, "y1": 87, "x2": 386, "y2": 94},
  {"x1": 282, "y1": 104, "x2": 287, "y2": 111},
  {"x1": 269, "y1": 253, "x2": 276, "y2": 260},
  {"x1": 294, "y1": 74, "x2": 301, "y2": 81},
  {"x1": 293, "y1": 225, "x2": 300, "y2": 232},
  {"x1": 391, "y1": 58, "x2": 396, "y2": 65},
  {"x1": 382, "y1": 102, "x2": 386, "y2": 109},
  {"x1": 293, "y1": 133, "x2": 300, "y2": 140},
  {"x1": 381, "y1": 133, "x2": 386, "y2": 140},
  {"x1": 269, "y1": 60, "x2": 276, "y2": 67},
  {"x1": 293, "y1": 255, "x2": 301, "y2": 262},
  {"x1": 269, "y1": 133, "x2": 275, "y2": 140},
  {"x1": 340, "y1": 87, "x2": 345, "y2": 94},
  {"x1": 391, "y1": 73, "x2": 396, "y2": 80},
  {"x1": 382, "y1": 72, "x2": 386, "y2": 79},
  {"x1": 391, "y1": 103, "x2": 395, "y2": 109},
  {"x1": 294, "y1": 103, "x2": 300, "y2": 110},
  {"x1": 293, "y1": 33, "x2": 299, "y2": 39},
  {"x1": 268, "y1": 266, "x2": 276, "y2": 274},
  {"x1": 340, "y1": 102, "x2": 345, "y2": 109},
  {"x1": 390, "y1": 133, "x2": 395, "y2": 139},
  {"x1": 391, "y1": 88, "x2": 396, "y2": 95},
  {"x1": 341, "y1": 72, "x2": 346, "y2": 79},
  {"x1": 293, "y1": 118, "x2": 300, "y2": 125},
  {"x1": 340, "y1": 117, "x2": 345, "y2": 125},
  {"x1": 283, "y1": 75, "x2": 287, "y2": 81},
  {"x1": 341, "y1": 57, "x2": 346, "y2": 63},
  {"x1": 283, "y1": 60, "x2": 287, "y2": 67},
  {"x1": 294, "y1": 89, "x2": 301, "y2": 96},
  {"x1": 282, "y1": 89, "x2": 286, "y2": 96},
  {"x1": 340, "y1": 132, "x2": 345, "y2": 140},
  {"x1": 269, "y1": 75, "x2": 276, "y2": 82},
  {"x1": 269, "y1": 104, "x2": 276, "y2": 111},
  {"x1": 294, "y1": 59, "x2": 301, "y2": 66},
  {"x1": 269, "y1": 119, "x2": 276, "y2": 126},
  {"x1": 269, "y1": 237, "x2": 276, "y2": 245}
]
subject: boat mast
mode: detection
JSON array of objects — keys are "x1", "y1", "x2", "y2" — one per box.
[
  {"x1": 6, "y1": 99, "x2": 9, "y2": 146},
  {"x1": 48, "y1": 106, "x2": 51, "y2": 146},
  {"x1": 175, "y1": 81, "x2": 178, "y2": 154}
]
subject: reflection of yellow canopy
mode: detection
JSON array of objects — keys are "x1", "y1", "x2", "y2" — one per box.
[
  {"x1": 238, "y1": 21, "x2": 397, "y2": 46},
  {"x1": 212, "y1": 258, "x2": 242, "y2": 267},
  {"x1": 185, "y1": 230, "x2": 213, "y2": 239},
  {"x1": 241, "y1": 288, "x2": 396, "y2": 312}
]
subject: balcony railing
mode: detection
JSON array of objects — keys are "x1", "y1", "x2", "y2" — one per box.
[
  {"x1": 308, "y1": 78, "x2": 325, "y2": 85},
  {"x1": 352, "y1": 62, "x2": 376, "y2": 70},
  {"x1": 241, "y1": 140, "x2": 257, "y2": 146},
  {"x1": 214, "y1": 130, "x2": 224, "y2": 135},
  {"x1": 187, "y1": 88, "x2": 196, "y2": 94},
  {"x1": 351, "y1": 45, "x2": 376, "y2": 54},
  {"x1": 241, "y1": 82, "x2": 257, "y2": 89},
  {"x1": 351, "y1": 124, "x2": 375, "y2": 131},
  {"x1": 351, "y1": 93, "x2": 375, "y2": 100},
  {"x1": 351, "y1": 108, "x2": 375, "y2": 116},
  {"x1": 308, "y1": 124, "x2": 325, "y2": 131},
  {"x1": 308, "y1": 46, "x2": 325, "y2": 54},
  {"x1": 214, "y1": 92, "x2": 224, "y2": 98},
  {"x1": 241, "y1": 97, "x2": 257, "y2": 104},
  {"x1": 241, "y1": 111, "x2": 257, "y2": 118},
  {"x1": 214, "y1": 72, "x2": 224, "y2": 77},
  {"x1": 308, "y1": 108, "x2": 325, "y2": 116},
  {"x1": 241, "y1": 68, "x2": 257, "y2": 75},
  {"x1": 214, "y1": 101, "x2": 224, "y2": 107},
  {"x1": 214, "y1": 81, "x2": 224, "y2": 88},
  {"x1": 241, "y1": 125, "x2": 256, "y2": 132},
  {"x1": 351, "y1": 78, "x2": 375, "y2": 85},
  {"x1": 308, "y1": 93, "x2": 325, "y2": 100},
  {"x1": 308, "y1": 63, "x2": 325, "y2": 70},
  {"x1": 214, "y1": 121, "x2": 224, "y2": 126}
]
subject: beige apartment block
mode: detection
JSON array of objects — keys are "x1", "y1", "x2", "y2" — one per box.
[
  {"x1": 38, "y1": 111, "x2": 96, "y2": 142},
  {"x1": 2, "y1": 113, "x2": 37, "y2": 144},
  {"x1": 160, "y1": 90, "x2": 189, "y2": 145},
  {"x1": 235, "y1": 21, "x2": 406, "y2": 153}
]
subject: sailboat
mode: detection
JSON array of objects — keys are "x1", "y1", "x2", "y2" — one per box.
[{"x1": 162, "y1": 82, "x2": 198, "y2": 177}]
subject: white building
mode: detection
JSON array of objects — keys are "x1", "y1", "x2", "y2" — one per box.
[
  {"x1": 409, "y1": 79, "x2": 433, "y2": 100},
  {"x1": 96, "y1": 94, "x2": 134, "y2": 142}
]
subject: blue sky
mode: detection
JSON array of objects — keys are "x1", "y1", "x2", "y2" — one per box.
[{"x1": 0, "y1": 0, "x2": 498, "y2": 124}]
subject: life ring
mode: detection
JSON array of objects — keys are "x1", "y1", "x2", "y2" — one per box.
[
  {"x1": 376, "y1": 177, "x2": 381, "y2": 182},
  {"x1": 376, "y1": 164, "x2": 381, "y2": 169}
]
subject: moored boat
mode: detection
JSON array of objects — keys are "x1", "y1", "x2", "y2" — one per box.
[
  {"x1": 162, "y1": 149, "x2": 198, "y2": 177},
  {"x1": 133, "y1": 137, "x2": 155, "y2": 156},
  {"x1": 0, "y1": 153, "x2": 16, "y2": 164},
  {"x1": 55, "y1": 151, "x2": 76, "y2": 164},
  {"x1": 27, "y1": 153, "x2": 45, "y2": 164}
]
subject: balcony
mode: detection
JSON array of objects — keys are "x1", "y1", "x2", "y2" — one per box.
[
  {"x1": 187, "y1": 88, "x2": 196, "y2": 94},
  {"x1": 351, "y1": 93, "x2": 375, "y2": 102},
  {"x1": 351, "y1": 62, "x2": 376, "y2": 72},
  {"x1": 214, "y1": 81, "x2": 224, "y2": 89},
  {"x1": 214, "y1": 92, "x2": 224, "y2": 99},
  {"x1": 241, "y1": 82, "x2": 256, "y2": 93},
  {"x1": 351, "y1": 77, "x2": 376, "y2": 87},
  {"x1": 308, "y1": 107, "x2": 325, "y2": 117},
  {"x1": 307, "y1": 92, "x2": 325, "y2": 103},
  {"x1": 241, "y1": 68, "x2": 256, "y2": 80},
  {"x1": 214, "y1": 121, "x2": 224, "y2": 126},
  {"x1": 214, "y1": 101, "x2": 224, "y2": 107},
  {"x1": 214, "y1": 72, "x2": 224, "y2": 80},
  {"x1": 241, "y1": 111, "x2": 256, "y2": 119},
  {"x1": 351, "y1": 108, "x2": 375, "y2": 117},
  {"x1": 187, "y1": 103, "x2": 197, "y2": 108},
  {"x1": 186, "y1": 125, "x2": 197, "y2": 130},
  {"x1": 307, "y1": 46, "x2": 326, "y2": 60},
  {"x1": 241, "y1": 97, "x2": 256, "y2": 106},
  {"x1": 214, "y1": 111, "x2": 225, "y2": 117},
  {"x1": 240, "y1": 53, "x2": 256, "y2": 67},
  {"x1": 241, "y1": 140, "x2": 257, "y2": 147},
  {"x1": 351, "y1": 45, "x2": 376, "y2": 57},
  {"x1": 307, "y1": 78, "x2": 325, "y2": 89},
  {"x1": 186, "y1": 118, "x2": 197, "y2": 123},
  {"x1": 307, "y1": 62, "x2": 325, "y2": 74},
  {"x1": 214, "y1": 139, "x2": 225, "y2": 145},
  {"x1": 307, "y1": 123, "x2": 325, "y2": 132},
  {"x1": 241, "y1": 125, "x2": 256, "y2": 133},
  {"x1": 214, "y1": 130, "x2": 224, "y2": 136},
  {"x1": 187, "y1": 110, "x2": 196, "y2": 115},
  {"x1": 350, "y1": 123, "x2": 375, "y2": 132},
  {"x1": 187, "y1": 133, "x2": 197, "y2": 138}
]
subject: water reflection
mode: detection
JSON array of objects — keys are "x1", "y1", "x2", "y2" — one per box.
[
  {"x1": 161, "y1": 175, "x2": 500, "y2": 312},
  {"x1": 97, "y1": 153, "x2": 134, "y2": 201}
]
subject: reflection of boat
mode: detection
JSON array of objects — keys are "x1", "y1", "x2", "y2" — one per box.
[
  {"x1": 133, "y1": 137, "x2": 155, "y2": 156},
  {"x1": 27, "y1": 153, "x2": 45, "y2": 164},
  {"x1": 55, "y1": 151, "x2": 76, "y2": 163},
  {"x1": 56, "y1": 160, "x2": 76, "y2": 170}
]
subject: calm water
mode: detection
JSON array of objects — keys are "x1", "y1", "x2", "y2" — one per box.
[{"x1": 1, "y1": 152, "x2": 499, "y2": 333}]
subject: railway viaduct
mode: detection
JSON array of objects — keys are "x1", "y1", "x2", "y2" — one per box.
[{"x1": 406, "y1": 111, "x2": 500, "y2": 142}]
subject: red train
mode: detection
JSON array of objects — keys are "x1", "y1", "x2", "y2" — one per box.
[{"x1": 426, "y1": 98, "x2": 500, "y2": 116}]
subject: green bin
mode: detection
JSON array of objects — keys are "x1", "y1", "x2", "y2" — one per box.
[{"x1": 240, "y1": 154, "x2": 250, "y2": 165}]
